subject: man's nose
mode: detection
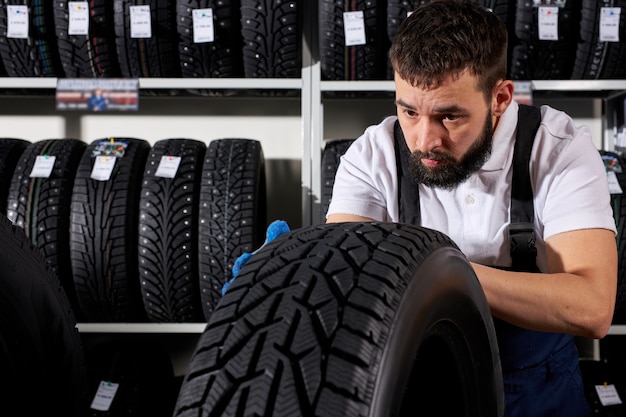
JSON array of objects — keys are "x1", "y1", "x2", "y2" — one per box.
[{"x1": 408, "y1": 119, "x2": 444, "y2": 153}]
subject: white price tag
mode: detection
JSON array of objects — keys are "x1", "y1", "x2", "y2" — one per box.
[
  {"x1": 90, "y1": 381, "x2": 119, "y2": 411},
  {"x1": 343, "y1": 11, "x2": 366, "y2": 46},
  {"x1": 155, "y1": 155, "x2": 182, "y2": 178},
  {"x1": 91, "y1": 156, "x2": 116, "y2": 181},
  {"x1": 538, "y1": 7, "x2": 559, "y2": 41},
  {"x1": 600, "y1": 7, "x2": 621, "y2": 42},
  {"x1": 192, "y1": 8, "x2": 214, "y2": 43},
  {"x1": 68, "y1": 2, "x2": 89, "y2": 35},
  {"x1": 595, "y1": 383, "x2": 623, "y2": 406},
  {"x1": 30, "y1": 155, "x2": 56, "y2": 178},
  {"x1": 130, "y1": 5, "x2": 151, "y2": 38},
  {"x1": 7, "y1": 5, "x2": 29, "y2": 39}
]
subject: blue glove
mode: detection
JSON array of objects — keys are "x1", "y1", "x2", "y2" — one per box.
[{"x1": 222, "y1": 220, "x2": 291, "y2": 295}]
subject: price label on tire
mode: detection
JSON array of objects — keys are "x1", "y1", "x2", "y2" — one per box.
[
  {"x1": 6, "y1": 5, "x2": 28, "y2": 39},
  {"x1": 155, "y1": 155, "x2": 182, "y2": 178},
  {"x1": 68, "y1": 2, "x2": 89, "y2": 35},
  {"x1": 538, "y1": 6, "x2": 559, "y2": 41},
  {"x1": 91, "y1": 156, "x2": 116, "y2": 181},
  {"x1": 90, "y1": 381, "x2": 119, "y2": 411},
  {"x1": 30, "y1": 155, "x2": 56, "y2": 178},
  {"x1": 600, "y1": 7, "x2": 621, "y2": 42},
  {"x1": 193, "y1": 8, "x2": 214, "y2": 43},
  {"x1": 343, "y1": 11, "x2": 366, "y2": 46},
  {"x1": 130, "y1": 5, "x2": 152, "y2": 38}
]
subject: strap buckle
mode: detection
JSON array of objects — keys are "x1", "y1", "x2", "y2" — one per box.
[{"x1": 509, "y1": 222, "x2": 537, "y2": 258}]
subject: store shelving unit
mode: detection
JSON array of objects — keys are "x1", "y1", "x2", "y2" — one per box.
[{"x1": 2, "y1": 1, "x2": 625, "y2": 371}]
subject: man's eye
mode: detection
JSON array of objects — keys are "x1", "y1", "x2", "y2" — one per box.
[
  {"x1": 444, "y1": 114, "x2": 459, "y2": 121},
  {"x1": 405, "y1": 109, "x2": 417, "y2": 117}
]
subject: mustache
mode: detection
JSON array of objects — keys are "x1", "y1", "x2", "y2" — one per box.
[{"x1": 412, "y1": 150, "x2": 455, "y2": 162}]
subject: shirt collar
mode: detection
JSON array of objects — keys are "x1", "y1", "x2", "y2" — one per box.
[{"x1": 481, "y1": 100, "x2": 518, "y2": 172}]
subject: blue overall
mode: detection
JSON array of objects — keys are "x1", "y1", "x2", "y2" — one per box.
[{"x1": 393, "y1": 105, "x2": 591, "y2": 416}]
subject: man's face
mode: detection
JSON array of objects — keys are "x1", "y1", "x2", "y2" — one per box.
[{"x1": 395, "y1": 71, "x2": 495, "y2": 190}]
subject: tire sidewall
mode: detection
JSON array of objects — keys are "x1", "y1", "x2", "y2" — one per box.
[{"x1": 371, "y1": 246, "x2": 504, "y2": 417}]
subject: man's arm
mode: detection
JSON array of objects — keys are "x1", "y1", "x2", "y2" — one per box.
[
  {"x1": 473, "y1": 227, "x2": 617, "y2": 339},
  {"x1": 326, "y1": 213, "x2": 376, "y2": 223}
]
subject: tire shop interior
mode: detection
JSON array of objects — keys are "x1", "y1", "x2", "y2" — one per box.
[{"x1": 1, "y1": 1, "x2": 626, "y2": 416}]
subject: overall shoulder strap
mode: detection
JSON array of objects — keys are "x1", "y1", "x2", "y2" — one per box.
[
  {"x1": 510, "y1": 104, "x2": 542, "y2": 270},
  {"x1": 394, "y1": 120, "x2": 421, "y2": 225}
]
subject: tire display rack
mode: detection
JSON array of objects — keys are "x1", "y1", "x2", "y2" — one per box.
[
  {"x1": 1, "y1": 53, "x2": 626, "y2": 338},
  {"x1": 3, "y1": 2, "x2": 626, "y2": 414}
]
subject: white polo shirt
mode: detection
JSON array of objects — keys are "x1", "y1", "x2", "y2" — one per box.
[{"x1": 327, "y1": 100, "x2": 617, "y2": 271}]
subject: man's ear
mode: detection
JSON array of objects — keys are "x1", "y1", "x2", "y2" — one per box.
[{"x1": 492, "y1": 79, "x2": 514, "y2": 117}]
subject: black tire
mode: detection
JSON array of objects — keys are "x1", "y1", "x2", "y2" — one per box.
[
  {"x1": 84, "y1": 339, "x2": 178, "y2": 417},
  {"x1": 138, "y1": 138, "x2": 206, "y2": 323},
  {"x1": 385, "y1": 1, "x2": 516, "y2": 80},
  {"x1": 480, "y1": 0, "x2": 518, "y2": 80},
  {"x1": 571, "y1": 0, "x2": 626, "y2": 80},
  {"x1": 0, "y1": 214, "x2": 86, "y2": 416},
  {"x1": 386, "y1": 0, "x2": 427, "y2": 43},
  {"x1": 320, "y1": 138, "x2": 354, "y2": 224},
  {"x1": 579, "y1": 359, "x2": 626, "y2": 416},
  {"x1": 0, "y1": 138, "x2": 29, "y2": 214},
  {"x1": 174, "y1": 222, "x2": 504, "y2": 417},
  {"x1": 70, "y1": 137, "x2": 150, "y2": 322},
  {"x1": 609, "y1": 151, "x2": 626, "y2": 324},
  {"x1": 53, "y1": 0, "x2": 121, "y2": 78},
  {"x1": 6, "y1": 138, "x2": 87, "y2": 319},
  {"x1": 176, "y1": 0, "x2": 243, "y2": 78},
  {"x1": 511, "y1": 0, "x2": 581, "y2": 80},
  {"x1": 0, "y1": 0, "x2": 63, "y2": 77},
  {"x1": 197, "y1": 138, "x2": 267, "y2": 321},
  {"x1": 113, "y1": 0, "x2": 181, "y2": 78},
  {"x1": 240, "y1": 0, "x2": 301, "y2": 78},
  {"x1": 319, "y1": 0, "x2": 388, "y2": 80}
]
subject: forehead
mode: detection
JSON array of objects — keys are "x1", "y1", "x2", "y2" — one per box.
[{"x1": 394, "y1": 71, "x2": 485, "y2": 110}]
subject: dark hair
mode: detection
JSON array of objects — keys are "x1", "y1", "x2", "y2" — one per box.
[{"x1": 389, "y1": 0, "x2": 508, "y2": 101}]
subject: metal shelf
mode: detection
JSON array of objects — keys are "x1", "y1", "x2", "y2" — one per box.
[
  {"x1": 319, "y1": 79, "x2": 626, "y2": 93},
  {"x1": 608, "y1": 325, "x2": 626, "y2": 335},
  {"x1": 321, "y1": 80, "x2": 395, "y2": 92},
  {"x1": 532, "y1": 80, "x2": 626, "y2": 91},
  {"x1": 0, "y1": 77, "x2": 303, "y2": 90},
  {"x1": 77, "y1": 322, "x2": 207, "y2": 333}
]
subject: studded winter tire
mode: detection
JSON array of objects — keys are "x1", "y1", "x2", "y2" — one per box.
[
  {"x1": 173, "y1": 222, "x2": 505, "y2": 417},
  {"x1": 510, "y1": 0, "x2": 581, "y2": 80},
  {"x1": 6, "y1": 138, "x2": 87, "y2": 319},
  {"x1": 197, "y1": 138, "x2": 267, "y2": 321},
  {"x1": 53, "y1": 0, "x2": 120, "y2": 78},
  {"x1": 0, "y1": 0, "x2": 63, "y2": 76},
  {"x1": 176, "y1": 0, "x2": 243, "y2": 78},
  {"x1": 138, "y1": 138, "x2": 206, "y2": 323},
  {"x1": 320, "y1": 138, "x2": 354, "y2": 224},
  {"x1": 571, "y1": 0, "x2": 626, "y2": 80},
  {"x1": 319, "y1": 0, "x2": 388, "y2": 80},
  {"x1": 113, "y1": 0, "x2": 180, "y2": 78},
  {"x1": 0, "y1": 138, "x2": 29, "y2": 214},
  {"x1": 240, "y1": 0, "x2": 301, "y2": 78}
]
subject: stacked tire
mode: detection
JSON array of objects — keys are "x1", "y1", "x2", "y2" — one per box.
[
  {"x1": 0, "y1": 135, "x2": 269, "y2": 414},
  {"x1": 0, "y1": 0, "x2": 301, "y2": 78},
  {"x1": 320, "y1": 0, "x2": 626, "y2": 80},
  {"x1": 0, "y1": 137, "x2": 268, "y2": 324}
]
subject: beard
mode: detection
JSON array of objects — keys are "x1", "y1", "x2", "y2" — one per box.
[{"x1": 408, "y1": 110, "x2": 494, "y2": 190}]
